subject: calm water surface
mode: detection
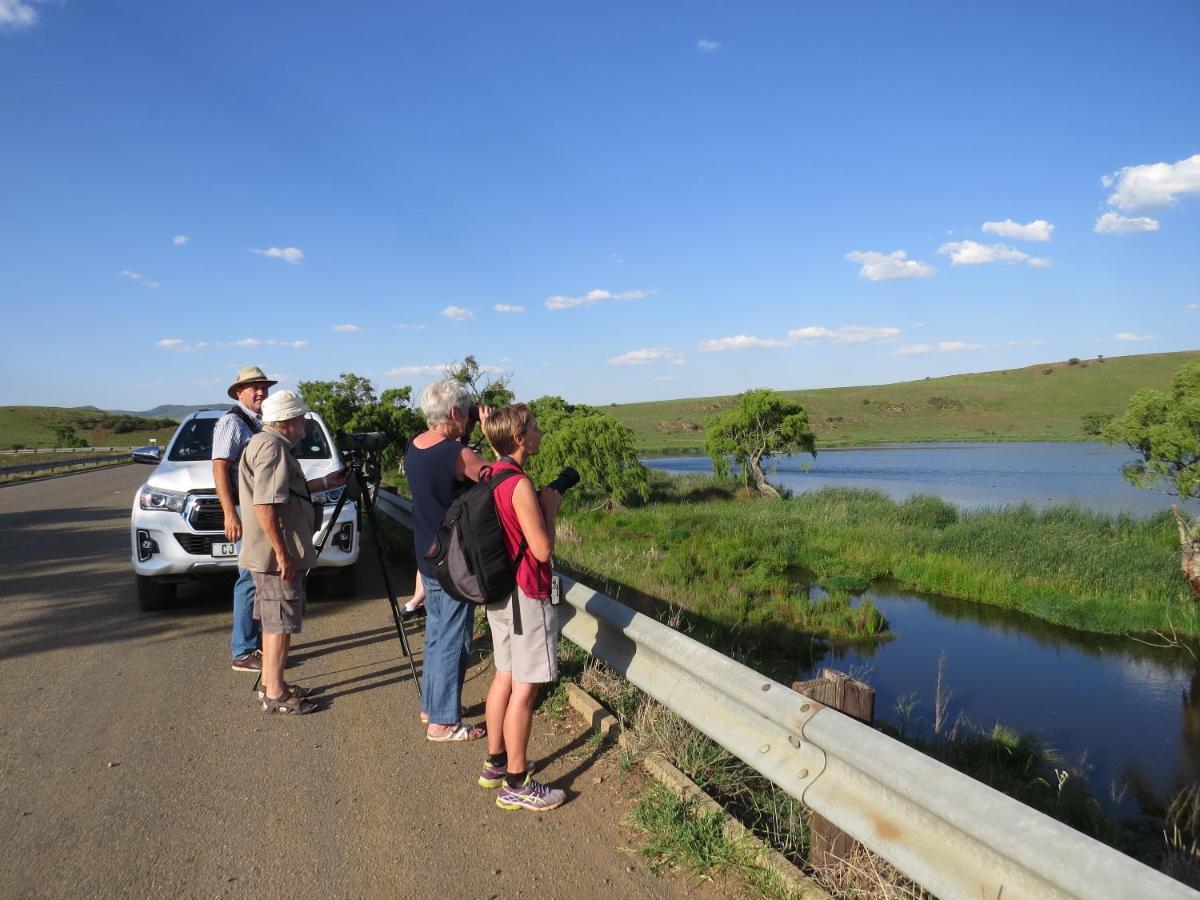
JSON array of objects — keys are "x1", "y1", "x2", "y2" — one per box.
[
  {"x1": 648, "y1": 442, "x2": 1198, "y2": 816},
  {"x1": 648, "y1": 441, "x2": 1192, "y2": 516}
]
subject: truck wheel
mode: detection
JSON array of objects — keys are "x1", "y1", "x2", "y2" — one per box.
[
  {"x1": 321, "y1": 564, "x2": 358, "y2": 599},
  {"x1": 136, "y1": 575, "x2": 176, "y2": 611}
]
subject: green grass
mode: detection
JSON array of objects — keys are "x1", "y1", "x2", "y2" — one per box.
[
  {"x1": 0, "y1": 405, "x2": 179, "y2": 449},
  {"x1": 607, "y1": 349, "x2": 1200, "y2": 454},
  {"x1": 556, "y1": 473, "x2": 1198, "y2": 640}
]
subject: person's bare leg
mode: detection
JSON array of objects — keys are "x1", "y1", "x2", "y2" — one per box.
[
  {"x1": 262, "y1": 632, "x2": 290, "y2": 698},
  {"x1": 503, "y1": 681, "x2": 539, "y2": 774},
  {"x1": 485, "y1": 670, "x2": 512, "y2": 757}
]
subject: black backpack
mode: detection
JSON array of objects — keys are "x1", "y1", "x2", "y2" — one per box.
[{"x1": 425, "y1": 466, "x2": 527, "y2": 605}]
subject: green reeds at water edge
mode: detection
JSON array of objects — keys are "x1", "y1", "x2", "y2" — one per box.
[{"x1": 556, "y1": 472, "x2": 1199, "y2": 640}]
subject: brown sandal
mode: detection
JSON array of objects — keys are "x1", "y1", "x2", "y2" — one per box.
[{"x1": 262, "y1": 693, "x2": 318, "y2": 715}]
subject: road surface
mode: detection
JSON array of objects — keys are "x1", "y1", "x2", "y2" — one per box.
[{"x1": 0, "y1": 466, "x2": 714, "y2": 898}]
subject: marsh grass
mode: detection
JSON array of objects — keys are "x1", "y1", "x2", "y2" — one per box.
[{"x1": 557, "y1": 473, "x2": 1198, "y2": 638}]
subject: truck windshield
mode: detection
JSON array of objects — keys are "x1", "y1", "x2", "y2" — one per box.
[{"x1": 168, "y1": 417, "x2": 332, "y2": 461}]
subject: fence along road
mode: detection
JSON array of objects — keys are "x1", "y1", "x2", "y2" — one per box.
[{"x1": 376, "y1": 489, "x2": 1195, "y2": 899}]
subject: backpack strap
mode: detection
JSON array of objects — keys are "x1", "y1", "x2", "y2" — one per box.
[
  {"x1": 487, "y1": 466, "x2": 529, "y2": 567},
  {"x1": 229, "y1": 404, "x2": 263, "y2": 434}
]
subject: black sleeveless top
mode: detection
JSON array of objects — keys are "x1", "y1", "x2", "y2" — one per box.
[{"x1": 406, "y1": 436, "x2": 469, "y2": 577}]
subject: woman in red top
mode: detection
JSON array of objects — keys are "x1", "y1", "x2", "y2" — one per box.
[{"x1": 479, "y1": 404, "x2": 567, "y2": 812}]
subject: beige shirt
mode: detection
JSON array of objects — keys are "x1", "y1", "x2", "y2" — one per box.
[{"x1": 237, "y1": 426, "x2": 318, "y2": 573}]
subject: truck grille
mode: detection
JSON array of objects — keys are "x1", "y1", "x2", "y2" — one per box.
[
  {"x1": 187, "y1": 496, "x2": 225, "y2": 532},
  {"x1": 174, "y1": 533, "x2": 225, "y2": 555}
]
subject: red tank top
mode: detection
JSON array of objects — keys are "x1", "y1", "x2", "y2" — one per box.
[{"x1": 490, "y1": 459, "x2": 552, "y2": 599}]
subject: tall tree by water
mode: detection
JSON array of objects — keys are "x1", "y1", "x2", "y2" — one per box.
[
  {"x1": 1104, "y1": 361, "x2": 1200, "y2": 596},
  {"x1": 705, "y1": 388, "x2": 816, "y2": 498}
]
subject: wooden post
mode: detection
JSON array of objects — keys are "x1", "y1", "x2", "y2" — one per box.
[{"x1": 792, "y1": 668, "x2": 875, "y2": 870}]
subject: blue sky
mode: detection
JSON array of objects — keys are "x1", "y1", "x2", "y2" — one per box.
[{"x1": 1, "y1": 2, "x2": 1197, "y2": 410}]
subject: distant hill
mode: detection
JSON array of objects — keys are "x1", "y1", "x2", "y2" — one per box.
[
  {"x1": 99, "y1": 403, "x2": 231, "y2": 420},
  {"x1": 609, "y1": 349, "x2": 1200, "y2": 454},
  {"x1": 0, "y1": 406, "x2": 185, "y2": 449}
]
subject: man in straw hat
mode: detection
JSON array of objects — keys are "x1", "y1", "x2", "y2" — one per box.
[
  {"x1": 239, "y1": 390, "x2": 342, "y2": 714},
  {"x1": 213, "y1": 366, "x2": 277, "y2": 672}
]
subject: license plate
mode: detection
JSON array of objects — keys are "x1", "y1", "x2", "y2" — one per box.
[{"x1": 211, "y1": 542, "x2": 238, "y2": 559}]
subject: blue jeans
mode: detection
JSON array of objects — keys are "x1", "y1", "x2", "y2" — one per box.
[
  {"x1": 231, "y1": 567, "x2": 261, "y2": 659},
  {"x1": 420, "y1": 574, "x2": 473, "y2": 725}
]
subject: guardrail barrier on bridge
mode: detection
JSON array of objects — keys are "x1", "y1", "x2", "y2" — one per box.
[{"x1": 373, "y1": 489, "x2": 1191, "y2": 900}]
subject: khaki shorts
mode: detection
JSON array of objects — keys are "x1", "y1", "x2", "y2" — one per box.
[
  {"x1": 251, "y1": 571, "x2": 306, "y2": 635},
  {"x1": 486, "y1": 587, "x2": 559, "y2": 684}
]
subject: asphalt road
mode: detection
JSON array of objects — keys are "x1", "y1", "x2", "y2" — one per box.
[{"x1": 0, "y1": 466, "x2": 711, "y2": 899}]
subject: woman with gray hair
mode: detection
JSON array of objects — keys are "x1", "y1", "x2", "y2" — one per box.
[{"x1": 406, "y1": 379, "x2": 490, "y2": 740}]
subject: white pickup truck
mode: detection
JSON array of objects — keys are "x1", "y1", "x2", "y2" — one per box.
[{"x1": 129, "y1": 409, "x2": 359, "y2": 610}]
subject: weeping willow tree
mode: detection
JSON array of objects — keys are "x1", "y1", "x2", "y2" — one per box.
[
  {"x1": 1104, "y1": 361, "x2": 1200, "y2": 596},
  {"x1": 705, "y1": 388, "x2": 815, "y2": 498},
  {"x1": 526, "y1": 396, "x2": 649, "y2": 509}
]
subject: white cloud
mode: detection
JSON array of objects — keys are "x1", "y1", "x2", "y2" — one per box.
[
  {"x1": 119, "y1": 269, "x2": 160, "y2": 288},
  {"x1": 267, "y1": 339, "x2": 308, "y2": 348},
  {"x1": 155, "y1": 338, "x2": 206, "y2": 352},
  {"x1": 937, "y1": 240, "x2": 1050, "y2": 268},
  {"x1": 1115, "y1": 332, "x2": 1156, "y2": 342},
  {"x1": 701, "y1": 324, "x2": 899, "y2": 352},
  {"x1": 845, "y1": 250, "x2": 935, "y2": 282},
  {"x1": 982, "y1": 219, "x2": 1053, "y2": 242},
  {"x1": 494, "y1": 304, "x2": 525, "y2": 314},
  {"x1": 1102, "y1": 153, "x2": 1200, "y2": 211},
  {"x1": 697, "y1": 38, "x2": 721, "y2": 52},
  {"x1": 0, "y1": 0, "x2": 42, "y2": 30},
  {"x1": 698, "y1": 334, "x2": 789, "y2": 352},
  {"x1": 1093, "y1": 212, "x2": 1160, "y2": 235},
  {"x1": 333, "y1": 324, "x2": 362, "y2": 332},
  {"x1": 442, "y1": 306, "x2": 473, "y2": 320},
  {"x1": 172, "y1": 234, "x2": 190, "y2": 246},
  {"x1": 1187, "y1": 304, "x2": 1198, "y2": 312},
  {"x1": 937, "y1": 341, "x2": 984, "y2": 352},
  {"x1": 894, "y1": 340, "x2": 982, "y2": 356},
  {"x1": 387, "y1": 362, "x2": 503, "y2": 377},
  {"x1": 545, "y1": 288, "x2": 650, "y2": 310},
  {"x1": 387, "y1": 364, "x2": 449, "y2": 376},
  {"x1": 221, "y1": 337, "x2": 262, "y2": 347},
  {"x1": 249, "y1": 246, "x2": 304, "y2": 265},
  {"x1": 788, "y1": 325, "x2": 901, "y2": 344},
  {"x1": 607, "y1": 348, "x2": 686, "y2": 366}
]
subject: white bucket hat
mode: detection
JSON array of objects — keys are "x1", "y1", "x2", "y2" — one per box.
[{"x1": 261, "y1": 390, "x2": 310, "y2": 423}]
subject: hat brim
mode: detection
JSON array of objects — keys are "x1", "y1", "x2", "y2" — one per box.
[{"x1": 227, "y1": 379, "x2": 278, "y2": 400}]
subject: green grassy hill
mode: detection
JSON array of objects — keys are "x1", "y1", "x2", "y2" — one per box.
[
  {"x1": 0, "y1": 406, "x2": 181, "y2": 449},
  {"x1": 609, "y1": 350, "x2": 1200, "y2": 454}
]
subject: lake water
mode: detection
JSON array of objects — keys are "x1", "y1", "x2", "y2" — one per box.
[
  {"x1": 647, "y1": 441, "x2": 1191, "y2": 516},
  {"x1": 826, "y1": 585, "x2": 1198, "y2": 819},
  {"x1": 647, "y1": 442, "x2": 1198, "y2": 817}
]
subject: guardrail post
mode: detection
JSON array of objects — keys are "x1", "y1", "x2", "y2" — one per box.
[{"x1": 793, "y1": 668, "x2": 875, "y2": 872}]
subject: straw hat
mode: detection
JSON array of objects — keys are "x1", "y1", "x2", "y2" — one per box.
[
  {"x1": 227, "y1": 365, "x2": 278, "y2": 399},
  {"x1": 261, "y1": 390, "x2": 310, "y2": 423}
]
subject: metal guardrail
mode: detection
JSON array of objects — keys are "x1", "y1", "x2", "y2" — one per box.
[
  {"x1": 0, "y1": 446, "x2": 139, "y2": 455},
  {"x1": 0, "y1": 454, "x2": 131, "y2": 476},
  {"x1": 373, "y1": 490, "x2": 1193, "y2": 899}
]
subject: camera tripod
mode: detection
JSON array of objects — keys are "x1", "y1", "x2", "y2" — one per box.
[{"x1": 314, "y1": 461, "x2": 422, "y2": 700}]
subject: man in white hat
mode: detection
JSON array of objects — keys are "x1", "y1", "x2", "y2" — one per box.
[
  {"x1": 214, "y1": 366, "x2": 278, "y2": 672},
  {"x1": 239, "y1": 390, "x2": 343, "y2": 714}
]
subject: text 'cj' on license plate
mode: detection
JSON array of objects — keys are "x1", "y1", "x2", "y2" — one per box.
[{"x1": 211, "y1": 542, "x2": 238, "y2": 558}]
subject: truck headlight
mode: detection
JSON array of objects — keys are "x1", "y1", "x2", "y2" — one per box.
[
  {"x1": 138, "y1": 484, "x2": 186, "y2": 513},
  {"x1": 312, "y1": 485, "x2": 346, "y2": 505}
]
